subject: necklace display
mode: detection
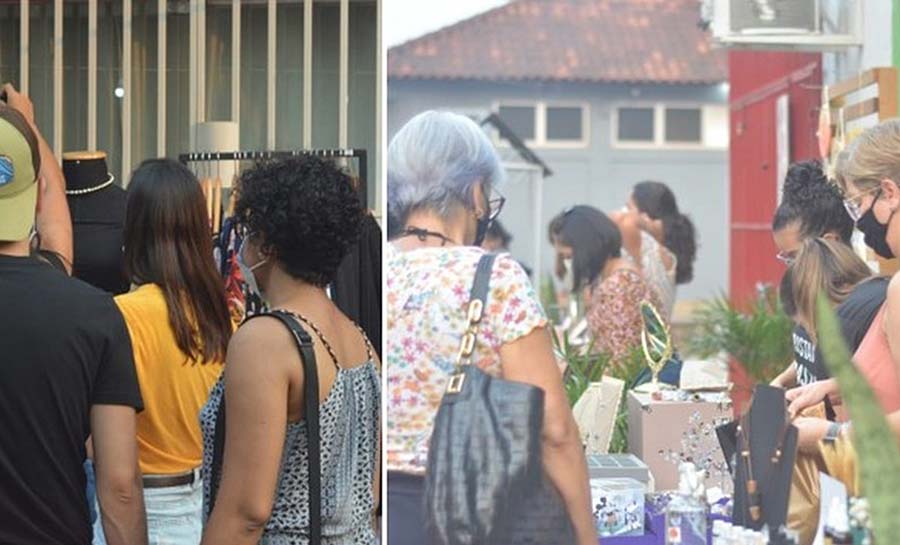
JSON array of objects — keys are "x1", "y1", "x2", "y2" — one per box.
[
  {"x1": 736, "y1": 410, "x2": 790, "y2": 522},
  {"x1": 65, "y1": 173, "x2": 115, "y2": 196}
]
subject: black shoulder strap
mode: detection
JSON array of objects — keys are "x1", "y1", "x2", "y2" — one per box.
[
  {"x1": 209, "y1": 310, "x2": 322, "y2": 544},
  {"x1": 470, "y1": 253, "x2": 497, "y2": 306}
]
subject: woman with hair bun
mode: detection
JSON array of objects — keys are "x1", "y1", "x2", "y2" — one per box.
[
  {"x1": 611, "y1": 180, "x2": 697, "y2": 319},
  {"x1": 771, "y1": 159, "x2": 854, "y2": 266}
]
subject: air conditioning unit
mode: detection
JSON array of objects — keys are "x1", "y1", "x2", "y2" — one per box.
[{"x1": 700, "y1": 0, "x2": 863, "y2": 50}]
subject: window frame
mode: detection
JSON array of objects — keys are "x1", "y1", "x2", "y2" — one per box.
[
  {"x1": 492, "y1": 100, "x2": 591, "y2": 149},
  {"x1": 495, "y1": 100, "x2": 540, "y2": 145},
  {"x1": 611, "y1": 104, "x2": 657, "y2": 147},
  {"x1": 611, "y1": 102, "x2": 726, "y2": 150}
]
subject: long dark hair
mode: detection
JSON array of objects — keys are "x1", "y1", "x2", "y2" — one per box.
[
  {"x1": 632, "y1": 181, "x2": 696, "y2": 284},
  {"x1": 123, "y1": 159, "x2": 232, "y2": 363},
  {"x1": 551, "y1": 205, "x2": 622, "y2": 291}
]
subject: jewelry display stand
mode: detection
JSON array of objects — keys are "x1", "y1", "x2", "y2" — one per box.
[
  {"x1": 62, "y1": 151, "x2": 130, "y2": 295},
  {"x1": 716, "y1": 385, "x2": 798, "y2": 531}
]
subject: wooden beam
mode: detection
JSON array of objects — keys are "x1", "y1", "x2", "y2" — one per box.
[
  {"x1": 831, "y1": 97, "x2": 880, "y2": 123},
  {"x1": 828, "y1": 68, "x2": 878, "y2": 101},
  {"x1": 877, "y1": 67, "x2": 898, "y2": 120}
]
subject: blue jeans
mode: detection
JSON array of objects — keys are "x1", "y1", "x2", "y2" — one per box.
[
  {"x1": 85, "y1": 460, "x2": 98, "y2": 525},
  {"x1": 93, "y1": 469, "x2": 203, "y2": 545}
]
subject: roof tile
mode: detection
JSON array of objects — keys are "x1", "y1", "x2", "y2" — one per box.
[{"x1": 388, "y1": 0, "x2": 727, "y2": 84}]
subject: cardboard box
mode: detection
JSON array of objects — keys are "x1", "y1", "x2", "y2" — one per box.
[{"x1": 626, "y1": 390, "x2": 731, "y2": 491}]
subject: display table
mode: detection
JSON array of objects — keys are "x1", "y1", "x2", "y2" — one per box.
[
  {"x1": 598, "y1": 495, "x2": 731, "y2": 544},
  {"x1": 626, "y1": 391, "x2": 731, "y2": 491}
]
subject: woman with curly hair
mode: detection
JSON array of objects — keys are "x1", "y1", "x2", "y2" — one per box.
[
  {"x1": 771, "y1": 159, "x2": 854, "y2": 265},
  {"x1": 200, "y1": 156, "x2": 380, "y2": 545}
]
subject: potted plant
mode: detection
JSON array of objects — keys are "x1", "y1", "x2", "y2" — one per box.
[{"x1": 689, "y1": 284, "x2": 794, "y2": 410}]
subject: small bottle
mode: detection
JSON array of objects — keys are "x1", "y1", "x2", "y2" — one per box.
[
  {"x1": 712, "y1": 519, "x2": 727, "y2": 545},
  {"x1": 666, "y1": 462, "x2": 708, "y2": 545}
]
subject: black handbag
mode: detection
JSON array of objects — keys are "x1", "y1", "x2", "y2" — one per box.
[
  {"x1": 208, "y1": 310, "x2": 323, "y2": 544},
  {"x1": 424, "y1": 254, "x2": 575, "y2": 545}
]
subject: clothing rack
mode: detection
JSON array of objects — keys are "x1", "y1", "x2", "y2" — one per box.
[{"x1": 178, "y1": 148, "x2": 369, "y2": 208}]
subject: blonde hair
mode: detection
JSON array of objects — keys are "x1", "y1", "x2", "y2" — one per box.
[
  {"x1": 839, "y1": 119, "x2": 900, "y2": 193},
  {"x1": 791, "y1": 238, "x2": 872, "y2": 340}
]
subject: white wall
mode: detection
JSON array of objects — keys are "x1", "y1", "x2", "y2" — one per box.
[{"x1": 822, "y1": 0, "x2": 892, "y2": 84}]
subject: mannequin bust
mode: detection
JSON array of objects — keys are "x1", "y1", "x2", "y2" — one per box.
[{"x1": 63, "y1": 151, "x2": 130, "y2": 295}]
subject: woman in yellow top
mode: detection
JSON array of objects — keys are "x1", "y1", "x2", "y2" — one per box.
[{"x1": 93, "y1": 159, "x2": 233, "y2": 545}]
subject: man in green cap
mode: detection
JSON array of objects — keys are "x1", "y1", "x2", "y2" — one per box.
[{"x1": 0, "y1": 85, "x2": 148, "y2": 545}]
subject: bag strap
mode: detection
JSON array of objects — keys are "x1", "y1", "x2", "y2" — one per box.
[
  {"x1": 447, "y1": 253, "x2": 497, "y2": 393},
  {"x1": 209, "y1": 310, "x2": 322, "y2": 544}
]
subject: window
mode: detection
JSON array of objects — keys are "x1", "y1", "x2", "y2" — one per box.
[
  {"x1": 617, "y1": 107, "x2": 655, "y2": 142},
  {"x1": 546, "y1": 106, "x2": 583, "y2": 142},
  {"x1": 495, "y1": 102, "x2": 589, "y2": 147},
  {"x1": 613, "y1": 104, "x2": 727, "y2": 149},
  {"x1": 497, "y1": 105, "x2": 537, "y2": 142},
  {"x1": 664, "y1": 108, "x2": 702, "y2": 143}
]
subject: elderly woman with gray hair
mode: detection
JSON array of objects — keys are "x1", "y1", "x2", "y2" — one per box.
[{"x1": 385, "y1": 111, "x2": 596, "y2": 545}]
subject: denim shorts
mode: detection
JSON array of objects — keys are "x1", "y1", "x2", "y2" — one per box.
[{"x1": 93, "y1": 468, "x2": 203, "y2": 545}]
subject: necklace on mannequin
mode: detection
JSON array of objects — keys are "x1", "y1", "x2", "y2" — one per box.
[{"x1": 65, "y1": 173, "x2": 115, "y2": 196}]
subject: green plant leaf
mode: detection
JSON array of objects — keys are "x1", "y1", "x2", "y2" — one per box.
[
  {"x1": 817, "y1": 294, "x2": 900, "y2": 541},
  {"x1": 689, "y1": 287, "x2": 794, "y2": 383}
]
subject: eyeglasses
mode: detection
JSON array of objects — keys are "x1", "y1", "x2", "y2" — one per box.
[
  {"x1": 843, "y1": 186, "x2": 882, "y2": 222},
  {"x1": 776, "y1": 251, "x2": 797, "y2": 266},
  {"x1": 488, "y1": 188, "x2": 506, "y2": 221}
]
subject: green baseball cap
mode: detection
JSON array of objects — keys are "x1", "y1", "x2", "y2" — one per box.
[{"x1": 0, "y1": 113, "x2": 38, "y2": 242}]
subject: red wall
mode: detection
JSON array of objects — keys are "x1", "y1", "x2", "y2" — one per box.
[{"x1": 729, "y1": 50, "x2": 823, "y2": 304}]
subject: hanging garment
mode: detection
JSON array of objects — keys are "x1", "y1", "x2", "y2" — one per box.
[{"x1": 332, "y1": 214, "x2": 382, "y2": 359}]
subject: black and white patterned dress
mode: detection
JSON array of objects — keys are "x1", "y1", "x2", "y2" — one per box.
[{"x1": 200, "y1": 352, "x2": 380, "y2": 545}]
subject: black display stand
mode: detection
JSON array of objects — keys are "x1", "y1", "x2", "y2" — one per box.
[{"x1": 716, "y1": 385, "x2": 798, "y2": 532}]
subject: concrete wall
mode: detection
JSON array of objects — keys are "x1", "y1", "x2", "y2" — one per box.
[{"x1": 388, "y1": 79, "x2": 730, "y2": 302}]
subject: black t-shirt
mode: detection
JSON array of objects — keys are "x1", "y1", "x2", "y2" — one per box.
[
  {"x1": 793, "y1": 276, "x2": 889, "y2": 386},
  {"x1": 0, "y1": 254, "x2": 143, "y2": 545}
]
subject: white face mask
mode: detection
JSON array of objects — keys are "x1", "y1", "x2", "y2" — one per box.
[
  {"x1": 561, "y1": 257, "x2": 575, "y2": 293},
  {"x1": 236, "y1": 238, "x2": 269, "y2": 298}
]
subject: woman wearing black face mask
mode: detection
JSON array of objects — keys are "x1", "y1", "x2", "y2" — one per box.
[
  {"x1": 787, "y1": 120, "x2": 900, "y2": 457},
  {"x1": 844, "y1": 186, "x2": 896, "y2": 258},
  {"x1": 386, "y1": 111, "x2": 596, "y2": 545}
]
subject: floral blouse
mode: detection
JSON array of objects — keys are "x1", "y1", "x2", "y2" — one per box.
[
  {"x1": 386, "y1": 245, "x2": 547, "y2": 474},
  {"x1": 586, "y1": 267, "x2": 662, "y2": 369}
]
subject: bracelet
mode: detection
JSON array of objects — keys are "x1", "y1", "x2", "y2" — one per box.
[{"x1": 823, "y1": 421, "x2": 842, "y2": 444}]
